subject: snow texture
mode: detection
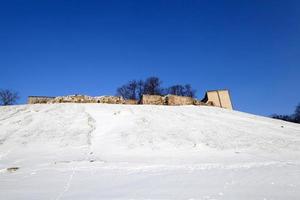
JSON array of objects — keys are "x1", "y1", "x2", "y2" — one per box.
[{"x1": 0, "y1": 104, "x2": 300, "y2": 199}]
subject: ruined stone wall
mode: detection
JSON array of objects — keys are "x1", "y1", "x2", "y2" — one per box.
[
  {"x1": 94, "y1": 96, "x2": 124, "y2": 104},
  {"x1": 193, "y1": 99, "x2": 207, "y2": 106},
  {"x1": 202, "y1": 90, "x2": 233, "y2": 110},
  {"x1": 165, "y1": 95, "x2": 194, "y2": 105},
  {"x1": 141, "y1": 95, "x2": 165, "y2": 105},
  {"x1": 27, "y1": 93, "x2": 226, "y2": 108},
  {"x1": 141, "y1": 94, "x2": 214, "y2": 106},
  {"x1": 124, "y1": 99, "x2": 138, "y2": 104},
  {"x1": 50, "y1": 95, "x2": 95, "y2": 103},
  {"x1": 48, "y1": 95, "x2": 125, "y2": 104},
  {"x1": 217, "y1": 90, "x2": 233, "y2": 110},
  {"x1": 28, "y1": 96, "x2": 55, "y2": 104}
]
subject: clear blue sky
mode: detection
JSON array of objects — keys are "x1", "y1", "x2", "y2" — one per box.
[{"x1": 1, "y1": 0, "x2": 299, "y2": 116}]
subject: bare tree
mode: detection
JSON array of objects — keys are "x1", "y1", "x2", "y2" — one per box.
[
  {"x1": 183, "y1": 84, "x2": 196, "y2": 98},
  {"x1": 271, "y1": 102, "x2": 300, "y2": 124},
  {"x1": 271, "y1": 114, "x2": 294, "y2": 122},
  {"x1": 167, "y1": 84, "x2": 196, "y2": 98},
  {"x1": 116, "y1": 82, "x2": 135, "y2": 100},
  {"x1": 143, "y1": 77, "x2": 163, "y2": 95},
  {"x1": 0, "y1": 89, "x2": 19, "y2": 106},
  {"x1": 117, "y1": 77, "x2": 197, "y2": 102},
  {"x1": 293, "y1": 103, "x2": 300, "y2": 123},
  {"x1": 116, "y1": 80, "x2": 144, "y2": 101},
  {"x1": 136, "y1": 80, "x2": 144, "y2": 101},
  {"x1": 167, "y1": 85, "x2": 185, "y2": 96},
  {"x1": 117, "y1": 77, "x2": 163, "y2": 101}
]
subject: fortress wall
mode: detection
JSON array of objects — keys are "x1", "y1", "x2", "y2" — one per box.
[
  {"x1": 124, "y1": 99, "x2": 138, "y2": 104},
  {"x1": 95, "y1": 96, "x2": 124, "y2": 104},
  {"x1": 217, "y1": 90, "x2": 233, "y2": 110},
  {"x1": 166, "y1": 95, "x2": 194, "y2": 105},
  {"x1": 141, "y1": 95, "x2": 165, "y2": 105},
  {"x1": 193, "y1": 99, "x2": 208, "y2": 106},
  {"x1": 51, "y1": 95, "x2": 95, "y2": 103},
  {"x1": 28, "y1": 96, "x2": 55, "y2": 104},
  {"x1": 206, "y1": 92, "x2": 221, "y2": 107},
  {"x1": 27, "y1": 91, "x2": 232, "y2": 109},
  {"x1": 203, "y1": 90, "x2": 233, "y2": 110}
]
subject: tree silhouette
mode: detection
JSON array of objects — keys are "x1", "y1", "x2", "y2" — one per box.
[{"x1": 0, "y1": 89, "x2": 19, "y2": 106}]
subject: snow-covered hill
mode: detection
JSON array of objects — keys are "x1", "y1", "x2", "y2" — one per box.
[{"x1": 0, "y1": 104, "x2": 300, "y2": 200}]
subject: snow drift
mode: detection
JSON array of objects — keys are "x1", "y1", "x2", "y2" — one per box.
[{"x1": 0, "y1": 104, "x2": 300, "y2": 199}]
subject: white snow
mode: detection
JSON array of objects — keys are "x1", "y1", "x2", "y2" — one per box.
[{"x1": 0, "y1": 103, "x2": 300, "y2": 199}]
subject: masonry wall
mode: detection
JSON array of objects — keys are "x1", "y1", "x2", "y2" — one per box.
[
  {"x1": 204, "y1": 90, "x2": 233, "y2": 110},
  {"x1": 141, "y1": 95, "x2": 165, "y2": 105},
  {"x1": 205, "y1": 92, "x2": 220, "y2": 107},
  {"x1": 94, "y1": 96, "x2": 124, "y2": 104},
  {"x1": 124, "y1": 99, "x2": 138, "y2": 104},
  {"x1": 28, "y1": 96, "x2": 55, "y2": 104},
  {"x1": 51, "y1": 95, "x2": 94, "y2": 103},
  {"x1": 217, "y1": 90, "x2": 233, "y2": 110},
  {"x1": 165, "y1": 95, "x2": 194, "y2": 105},
  {"x1": 27, "y1": 91, "x2": 232, "y2": 109}
]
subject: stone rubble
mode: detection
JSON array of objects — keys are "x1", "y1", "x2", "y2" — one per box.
[{"x1": 28, "y1": 94, "x2": 214, "y2": 107}]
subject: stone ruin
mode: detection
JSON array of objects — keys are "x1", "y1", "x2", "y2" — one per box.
[
  {"x1": 141, "y1": 95, "x2": 207, "y2": 106},
  {"x1": 27, "y1": 96, "x2": 55, "y2": 104},
  {"x1": 141, "y1": 95, "x2": 164, "y2": 105},
  {"x1": 165, "y1": 95, "x2": 195, "y2": 105},
  {"x1": 28, "y1": 95, "x2": 137, "y2": 105},
  {"x1": 28, "y1": 94, "x2": 213, "y2": 107},
  {"x1": 27, "y1": 89, "x2": 233, "y2": 110}
]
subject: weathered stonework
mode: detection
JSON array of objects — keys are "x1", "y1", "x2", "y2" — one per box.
[
  {"x1": 28, "y1": 96, "x2": 55, "y2": 104},
  {"x1": 165, "y1": 95, "x2": 194, "y2": 105},
  {"x1": 141, "y1": 95, "x2": 165, "y2": 105},
  {"x1": 124, "y1": 99, "x2": 138, "y2": 105},
  {"x1": 50, "y1": 95, "x2": 95, "y2": 103},
  {"x1": 46, "y1": 95, "x2": 125, "y2": 104},
  {"x1": 94, "y1": 96, "x2": 124, "y2": 104},
  {"x1": 202, "y1": 90, "x2": 233, "y2": 110},
  {"x1": 193, "y1": 99, "x2": 207, "y2": 106},
  {"x1": 27, "y1": 89, "x2": 233, "y2": 110}
]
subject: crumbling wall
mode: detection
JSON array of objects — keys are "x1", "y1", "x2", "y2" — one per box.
[
  {"x1": 124, "y1": 99, "x2": 138, "y2": 104},
  {"x1": 28, "y1": 96, "x2": 55, "y2": 104},
  {"x1": 165, "y1": 95, "x2": 194, "y2": 105},
  {"x1": 50, "y1": 95, "x2": 95, "y2": 103},
  {"x1": 48, "y1": 95, "x2": 124, "y2": 104},
  {"x1": 95, "y1": 96, "x2": 124, "y2": 104},
  {"x1": 27, "y1": 92, "x2": 227, "y2": 108},
  {"x1": 141, "y1": 95, "x2": 165, "y2": 105},
  {"x1": 202, "y1": 90, "x2": 233, "y2": 110},
  {"x1": 193, "y1": 99, "x2": 207, "y2": 106}
]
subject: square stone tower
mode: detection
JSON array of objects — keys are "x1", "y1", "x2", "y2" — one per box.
[{"x1": 202, "y1": 90, "x2": 233, "y2": 110}]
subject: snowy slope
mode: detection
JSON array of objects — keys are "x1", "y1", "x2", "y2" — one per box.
[{"x1": 0, "y1": 104, "x2": 300, "y2": 200}]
